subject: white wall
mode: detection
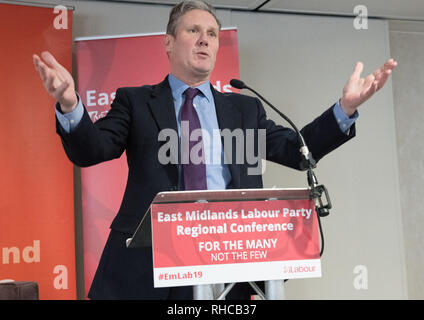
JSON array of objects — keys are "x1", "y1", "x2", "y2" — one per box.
[
  {"x1": 23, "y1": 0, "x2": 408, "y2": 299},
  {"x1": 389, "y1": 21, "x2": 424, "y2": 300}
]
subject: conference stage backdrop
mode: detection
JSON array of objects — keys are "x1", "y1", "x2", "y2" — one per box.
[
  {"x1": 0, "y1": 3, "x2": 76, "y2": 299},
  {"x1": 74, "y1": 29, "x2": 240, "y2": 297}
]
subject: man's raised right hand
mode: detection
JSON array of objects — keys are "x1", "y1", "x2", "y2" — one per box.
[{"x1": 33, "y1": 51, "x2": 78, "y2": 113}]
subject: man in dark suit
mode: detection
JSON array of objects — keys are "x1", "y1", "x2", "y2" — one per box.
[{"x1": 33, "y1": 0, "x2": 396, "y2": 299}]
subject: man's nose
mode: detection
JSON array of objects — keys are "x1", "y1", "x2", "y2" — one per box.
[{"x1": 198, "y1": 32, "x2": 209, "y2": 47}]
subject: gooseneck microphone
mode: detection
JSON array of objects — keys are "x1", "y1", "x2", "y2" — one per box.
[
  {"x1": 230, "y1": 79, "x2": 315, "y2": 171},
  {"x1": 230, "y1": 78, "x2": 332, "y2": 259},
  {"x1": 230, "y1": 78, "x2": 332, "y2": 224}
]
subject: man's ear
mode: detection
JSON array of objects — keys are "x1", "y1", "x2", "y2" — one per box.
[{"x1": 164, "y1": 34, "x2": 174, "y2": 55}]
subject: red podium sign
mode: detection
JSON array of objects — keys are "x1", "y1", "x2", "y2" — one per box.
[{"x1": 148, "y1": 189, "x2": 321, "y2": 287}]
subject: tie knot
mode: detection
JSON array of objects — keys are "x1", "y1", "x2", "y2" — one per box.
[{"x1": 184, "y1": 87, "x2": 200, "y2": 100}]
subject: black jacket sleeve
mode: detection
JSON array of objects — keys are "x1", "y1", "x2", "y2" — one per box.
[{"x1": 56, "y1": 88, "x2": 132, "y2": 167}]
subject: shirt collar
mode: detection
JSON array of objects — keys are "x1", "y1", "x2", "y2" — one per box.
[{"x1": 168, "y1": 73, "x2": 213, "y2": 103}]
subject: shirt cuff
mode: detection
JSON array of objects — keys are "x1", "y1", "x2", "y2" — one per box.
[
  {"x1": 333, "y1": 100, "x2": 359, "y2": 134},
  {"x1": 55, "y1": 92, "x2": 84, "y2": 133}
]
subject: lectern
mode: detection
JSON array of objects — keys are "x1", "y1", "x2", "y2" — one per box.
[{"x1": 126, "y1": 188, "x2": 321, "y2": 300}]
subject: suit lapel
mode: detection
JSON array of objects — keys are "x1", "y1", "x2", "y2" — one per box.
[
  {"x1": 147, "y1": 76, "x2": 179, "y2": 187},
  {"x1": 212, "y1": 87, "x2": 242, "y2": 189},
  {"x1": 147, "y1": 76, "x2": 178, "y2": 134}
]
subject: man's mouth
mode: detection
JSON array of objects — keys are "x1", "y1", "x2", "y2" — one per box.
[{"x1": 196, "y1": 51, "x2": 209, "y2": 57}]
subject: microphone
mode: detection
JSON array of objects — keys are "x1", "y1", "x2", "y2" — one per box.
[
  {"x1": 230, "y1": 79, "x2": 331, "y2": 257},
  {"x1": 229, "y1": 79, "x2": 246, "y2": 90},
  {"x1": 230, "y1": 78, "x2": 315, "y2": 171},
  {"x1": 230, "y1": 78, "x2": 332, "y2": 218}
]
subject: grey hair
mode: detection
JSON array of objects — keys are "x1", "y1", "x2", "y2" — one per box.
[{"x1": 166, "y1": 0, "x2": 221, "y2": 37}]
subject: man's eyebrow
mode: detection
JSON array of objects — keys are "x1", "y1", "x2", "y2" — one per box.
[{"x1": 188, "y1": 23, "x2": 219, "y2": 31}]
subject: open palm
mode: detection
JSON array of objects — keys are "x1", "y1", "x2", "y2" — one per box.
[
  {"x1": 340, "y1": 59, "x2": 397, "y2": 116},
  {"x1": 33, "y1": 51, "x2": 78, "y2": 112}
]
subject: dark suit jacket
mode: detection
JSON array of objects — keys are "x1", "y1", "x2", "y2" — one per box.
[{"x1": 56, "y1": 76, "x2": 355, "y2": 299}]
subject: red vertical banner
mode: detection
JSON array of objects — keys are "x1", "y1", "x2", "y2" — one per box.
[
  {"x1": 0, "y1": 4, "x2": 76, "y2": 299},
  {"x1": 74, "y1": 29, "x2": 240, "y2": 297}
]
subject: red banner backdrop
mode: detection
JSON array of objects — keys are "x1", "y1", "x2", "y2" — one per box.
[
  {"x1": 75, "y1": 29, "x2": 240, "y2": 297},
  {"x1": 0, "y1": 3, "x2": 76, "y2": 299}
]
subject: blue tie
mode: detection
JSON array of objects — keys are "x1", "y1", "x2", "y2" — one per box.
[{"x1": 181, "y1": 88, "x2": 207, "y2": 190}]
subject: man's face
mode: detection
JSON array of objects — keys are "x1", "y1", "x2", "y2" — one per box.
[{"x1": 165, "y1": 9, "x2": 220, "y2": 83}]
